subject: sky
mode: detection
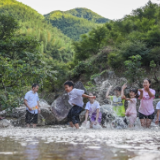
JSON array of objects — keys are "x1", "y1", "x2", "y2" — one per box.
[{"x1": 17, "y1": 0, "x2": 160, "y2": 19}]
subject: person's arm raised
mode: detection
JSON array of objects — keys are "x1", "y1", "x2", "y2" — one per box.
[
  {"x1": 106, "y1": 86, "x2": 112, "y2": 99},
  {"x1": 145, "y1": 86, "x2": 154, "y2": 98},
  {"x1": 138, "y1": 89, "x2": 143, "y2": 99},
  {"x1": 121, "y1": 83, "x2": 127, "y2": 99}
]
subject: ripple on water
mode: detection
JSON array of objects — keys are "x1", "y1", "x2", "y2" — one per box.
[{"x1": 0, "y1": 127, "x2": 160, "y2": 160}]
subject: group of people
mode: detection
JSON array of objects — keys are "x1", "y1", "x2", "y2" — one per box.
[
  {"x1": 105, "y1": 79, "x2": 156, "y2": 128},
  {"x1": 24, "y1": 79, "x2": 160, "y2": 129}
]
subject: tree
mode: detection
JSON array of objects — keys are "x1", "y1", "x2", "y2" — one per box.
[
  {"x1": 0, "y1": 0, "x2": 73, "y2": 63},
  {"x1": 124, "y1": 55, "x2": 145, "y2": 87},
  {"x1": 0, "y1": 15, "x2": 56, "y2": 112},
  {"x1": 73, "y1": 26, "x2": 107, "y2": 62},
  {"x1": 150, "y1": 60, "x2": 160, "y2": 83}
]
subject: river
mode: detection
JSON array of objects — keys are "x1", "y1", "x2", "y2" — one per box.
[{"x1": 0, "y1": 126, "x2": 160, "y2": 160}]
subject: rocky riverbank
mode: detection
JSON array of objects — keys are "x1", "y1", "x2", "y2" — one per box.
[{"x1": 0, "y1": 71, "x2": 159, "y2": 127}]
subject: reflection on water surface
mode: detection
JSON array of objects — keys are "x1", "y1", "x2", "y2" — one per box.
[{"x1": 0, "y1": 126, "x2": 160, "y2": 160}]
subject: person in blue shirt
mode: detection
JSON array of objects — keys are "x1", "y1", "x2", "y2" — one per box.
[{"x1": 24, "y1": 84, "x2": 41, "y2": 128}]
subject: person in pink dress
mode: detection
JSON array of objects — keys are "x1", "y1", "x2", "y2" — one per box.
[
  {"x1": 121, "y1": 84, "x2": 137, "y2": 128},
  {"x1": 138, "y1": 79, "x2": 155, "y2": 128}
]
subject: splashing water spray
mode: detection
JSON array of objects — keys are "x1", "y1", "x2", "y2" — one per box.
[{"x1": 96, "y1": 78, "x2": 130, "y2": 129}]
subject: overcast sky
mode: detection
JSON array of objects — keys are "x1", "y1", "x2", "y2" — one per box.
[{"x1": 17, "y1": 0, "x2": 159, "y2": 19}]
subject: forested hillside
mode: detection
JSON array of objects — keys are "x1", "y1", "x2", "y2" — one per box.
[
  {"x1": 0, "y1": 0, "x2": 73, "y2": 62},
  {"x1": 2, "y1": 0, "x2": 160, "y2": 112},
  {"x1": 44, "y1": 11, "x2": 100, "y2": 41},
  {"x1": 65, "y1": 8, "x2": 109, "y2": 23},
  {"x1": 44, "y1": 8, "x2": 109, "y2": 41},
  {"x1": 0, "y1": 0, "x2": 75, "y2": 110},
  {"x1": 71, "y1": 1, "x2": 160, "y2": 94}
]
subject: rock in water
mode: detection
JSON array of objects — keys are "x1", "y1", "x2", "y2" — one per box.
[
  {"x1": 0, "y1": 110, "x2": 6, "y2": 117},
  {"x1": 74, "y1": 81, "x2": 87, "y2": 93},
  {"x1": 0, "y1": 119, "x2": 11, "y2": 127},
  {"x1": 16, "y1": 100, "x2": 56, "y2": 126},
  {"x1": 51, "y1": 94, "x2": 71, "y2": 121},
  {"x1": 79, "y1": 110, "x2": 86, "y2": 123},
  {"x1": 38, "y1": 100, "x2": 56, "y2": 125},
  {"x1": 100, "y1": 104, "x2": 115, "y2": 127},
  {"x1": 92, "y1": 124, "x2": 102, "y2": 129},
  {"x1": 100, "y1": 104, "x2": 128, "y2": 129},
  {"x1": 1, "y1": 100, "x2": 56, "y2": 126},
  {"x1": 51, "y1": 81, "x2": 87, "y2": 122}
]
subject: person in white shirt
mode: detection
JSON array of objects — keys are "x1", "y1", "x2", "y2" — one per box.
[
  {"x1": 155, "y1": 101, "x2": 160, "y2": 126},
  {"x1": 64, "y1": 81, "x2": 96, "y2": 129},
  {"x1": 24, "y1": 84, "x2": 40, "y2": 128},
  {"x1": 84, "y1": 93, "x2": 102, "y2": 128}
]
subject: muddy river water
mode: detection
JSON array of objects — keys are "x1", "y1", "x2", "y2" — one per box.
[{"x1": 0, "y1": 126, "x2": 160, "y2": 160}]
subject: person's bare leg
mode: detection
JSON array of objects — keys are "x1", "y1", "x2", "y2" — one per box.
[
  {"x1": 146, "y1": 119, "x2": 152, "y2": 128},
  {"x1": 129, "y1": 116, "x2": 135, "y2": 128},
  {"x1": 69, "y1": 121, "x2": 74, "y2": 127},
  {"x1": 90, "y1": 122, "x2": 93, "y2": 128},
  {"x1": 74, "y1": 123, "x2": 79, "y2": 129},
  {"x1": 140, "y1": 119, "x2": 146, "y2": 128},
  {"x1": 33, "y1": 124, "x2": 37, "y2": 128},
  {"x1": 129, "y1": 124, "x2": 134, "y2": 128},
  {"x1": 27, "y1": 124, "x2": 30, "y2": 128}
]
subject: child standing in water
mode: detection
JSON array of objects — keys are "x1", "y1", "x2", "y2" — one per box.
[
  {"x1": 138, "y1": 79, "x2": 155, "y2": 128},
  {"x1": 106, "y1": 85, "x2": 126, "y2": 117},
  {"x1": 121, "y1": 84, "x2": 137, "y2": 128},
  {"x1": 64, "y1": 81, "x2": 96, "y2": 129},
  {"x1": 84, "y1": 93, "x2": 102, "y2": 128}
]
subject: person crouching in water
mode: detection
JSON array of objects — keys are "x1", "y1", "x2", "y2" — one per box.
[
  {"x1": 24, "y1": 84, "x2": 41, "y2": 128},
  {"x1": 84, "y1": 93, "x2": 102, "y2": 128},
  {"x1": 121, "y1": 84, "x2": 137, "y2": 128},
  {"x1": 64, "y1": 81, "x2": 96, "y2": 129}
]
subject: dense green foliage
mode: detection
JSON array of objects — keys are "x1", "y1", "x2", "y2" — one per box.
[
  {"x1": 0, "y1": 0, "x2": 73, "y2": 62},
  {"x1": 44, "y1": 10, "x2": 101, "y2": 41},
  {"x1": 0, "y1": 0, "x2": 76, "y2": 111},
  {"x1": 44, "y1": 8, "x2": 110, "y2": 41},
  {"x1": 0, "y1": 15, "x2": 57, "y2": 112},
  {"x1": 2, "y1": 0, "x2": 160, "y2": 110},
  {"x1": 124, "y1": 55, "x2": 146, "y2": 86},
  {"x1": 71, "y1": 1, "x2": 160, "y2": 87},
  {"x1": 65, "y1": 8, "x2": 110, "y2": 23},
  {"x1": 73, "y1": 26, "x2": 108, "y2": 61}
]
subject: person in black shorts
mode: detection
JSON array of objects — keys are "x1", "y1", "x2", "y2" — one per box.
[
  {"x1": 24, "y1": 84, "x2": 41, "y2": 128},
  {"x1": 138, "y1": 79, "x2": 155, "y2": 128},
  {"x1": 64, "y1": 81, "x2": 96, "y2": 129}
]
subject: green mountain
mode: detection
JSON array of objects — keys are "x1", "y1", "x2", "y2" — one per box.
[
  {"x1": 44, "y1": 8, "x2": 109, "y2": 41},
  {"x1": 0, "y1": 0, "x2": 73, "y2": 62},
  {"x1": 71, "y1": 1, "x2": 160, "y2": 90},
  {"x1": 44, "y1": 11, "x2": 101, "y2": 41},
  {"x1": 65, "y1": 8, "x2": 110, "y2": 23}
]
